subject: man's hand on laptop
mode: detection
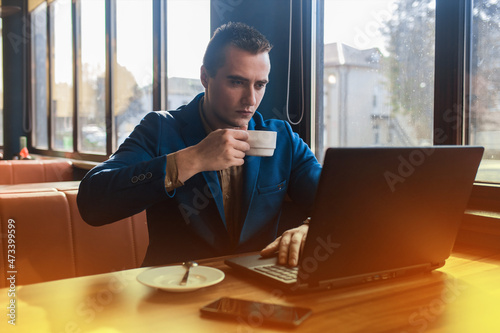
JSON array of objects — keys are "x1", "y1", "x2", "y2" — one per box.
[{"x1": 260, "y1": 223, "x2": 309, "y2": 267}]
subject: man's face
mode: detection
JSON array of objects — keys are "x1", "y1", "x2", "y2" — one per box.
[{"x1": 201, "y1": 45, "x2": 271, "y2": 130}]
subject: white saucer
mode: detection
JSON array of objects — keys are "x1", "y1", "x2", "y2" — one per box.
[{"x1": 137, "y1": 265, "x2": 225, "y2": 292}]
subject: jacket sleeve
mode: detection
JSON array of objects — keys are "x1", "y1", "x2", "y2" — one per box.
[{"x1": 77, "y1": 112, "x2": 171, "y2": 225}]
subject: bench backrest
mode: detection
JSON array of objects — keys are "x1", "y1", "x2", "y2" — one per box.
[
  {"x1": 0, "y1": 187, "x2": 148, "y2": 287},
  {"x1": 0, "y1": 160, "x2": 74, "y2": 184}
]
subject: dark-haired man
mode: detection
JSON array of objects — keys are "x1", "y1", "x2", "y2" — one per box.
[{"x1": 77, "y1": 22, "x2": 321, "y2": 267}]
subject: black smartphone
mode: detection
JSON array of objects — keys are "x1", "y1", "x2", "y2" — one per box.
[{"x1": 200, "y1": 297, "x2": 312, "y2": 327}]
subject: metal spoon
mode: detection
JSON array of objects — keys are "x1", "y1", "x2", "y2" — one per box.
[{"x1": 179, "y1": 261, "x2": 198, "y2": 286}]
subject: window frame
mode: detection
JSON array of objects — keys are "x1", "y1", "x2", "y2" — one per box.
[
  {"x1": 435, "y1": 0, "x2": 500, "y2": 216},
  {"x1": 313, "y1": 0, "x2": 500, "y2": 247},
  {"x1": 28, "y1": 0, "x2": 161, "y2": 162}
]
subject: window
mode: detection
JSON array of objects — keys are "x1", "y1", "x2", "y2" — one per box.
[
  {"x1": 166, "y1": 0, "x2": 208, "y2": 109},
  {"x1": 31, "y1": 2, "x2": 48, "y2": 149},
  {"x1": 26, "y1": 0, "x2": 500, "y2": 191},
  {"x1": 114, "y1": 0, "x2": 153, "y2": 149},
  {"x1": 0, "y1": 20, "x2": 3, "y2": 147},
  {"x1": 50, "y1": 0, "x2": 74, "y2": 151},
  {"x1": 469, "y1": 0, "x2": 500, "y2": 183},
  {"x1": 317, "y1": 0, "x2": 500, "y2": 220},
  {"x1": 78, "y1": 0, "x2": 106, "y2": 154},
  {"x1": 29, "y1": 0, "x2": 211, "y2": 159},
  {"x1": 321, "y1": 0, "x2": 435, "y2": 155}
]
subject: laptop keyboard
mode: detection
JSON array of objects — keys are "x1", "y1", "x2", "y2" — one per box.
[{"x1": 254, "y1": 264, "x2": 299, "y2": 282}]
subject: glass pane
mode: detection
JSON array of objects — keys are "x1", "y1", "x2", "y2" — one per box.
[
  {"x1": 322, "y1": 0, "x2": 435, "y2": 157},
  {"x1": 78, "y1": 0, "x2": 106, "y2": 154},
  {"x1": 114, "y1": 0, "x2": 153, "y2": 149},
  {"x1": 50, "y1": 0, "x2": 74, "y2": 151},
  {"x1": 0, "y1": 20, "x2": 3, "y2": 147},
  {"x1": 167, "y1": 0, "x2": 208, "y2": 109},
  {"x1": 32, "y1": 3, "x2": 48, "y2": 149},
  {"x1": 470, "y1": 0, "x2": 500, "y2": 183}
]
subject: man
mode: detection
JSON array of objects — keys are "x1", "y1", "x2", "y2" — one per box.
[{"x1": 77, "y1": 22, "x2": 321, "y2": 268}]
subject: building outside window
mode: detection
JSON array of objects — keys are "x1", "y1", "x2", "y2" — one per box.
[
  {"x1": 322, "y1": 0, "x2": 500, "y2": 184},
  {"x1": 322, "y1": 0, "x2": 435, "y2": 151}
]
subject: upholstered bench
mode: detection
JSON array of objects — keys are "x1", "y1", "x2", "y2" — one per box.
[{"x1": 0, "y1": 184, "x2": 148, "y2": 287}]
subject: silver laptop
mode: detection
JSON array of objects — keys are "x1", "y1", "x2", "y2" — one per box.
[{"x1": 225, "y1": 146, "x2": 484, "y2": 292}]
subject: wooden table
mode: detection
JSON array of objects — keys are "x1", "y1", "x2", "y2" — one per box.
[{"x1": 2, "y1": 246, "x2": 500, "y2": 333}]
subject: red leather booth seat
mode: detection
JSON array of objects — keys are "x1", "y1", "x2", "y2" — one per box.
[
  {"x1": 0, "y1": 160, "x2": 74, "y2": 184},
  {"x1": 0, "y1": 186, "x2": 148, "y2": 287}
]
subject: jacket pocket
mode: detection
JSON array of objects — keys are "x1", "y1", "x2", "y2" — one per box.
[{"x1": 257, "y1": 180, "x2": 287, "y2": 195}]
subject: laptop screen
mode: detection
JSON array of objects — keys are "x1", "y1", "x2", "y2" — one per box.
[{"x1": 299, "y1": 146, "x2": 483, "y2": 286}]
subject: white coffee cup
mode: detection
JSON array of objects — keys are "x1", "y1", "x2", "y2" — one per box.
[{"x1": 246, "y1": 130, "x2": 277, "y2": 157}]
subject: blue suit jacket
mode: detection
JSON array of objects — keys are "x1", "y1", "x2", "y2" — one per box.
[{"x1": 77, "y1": 93, "x2": 321, "y2": 266}]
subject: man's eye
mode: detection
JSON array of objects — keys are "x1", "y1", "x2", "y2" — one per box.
[
  {"x1": 231, "y1": 80, "x2": 243, "y2": 86},
  {"x1": 255, "y1": 83, "x2": 266, "y2": 90}
]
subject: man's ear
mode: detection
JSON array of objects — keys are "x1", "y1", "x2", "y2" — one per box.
[{"x1": 200, "y1": 66, "x2": 209, "y2": 88}]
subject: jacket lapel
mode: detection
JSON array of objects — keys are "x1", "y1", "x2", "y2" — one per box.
[
  {"x1": 238, "y1": 119, "x2": 262, "y2": 242},
  {"x1": 239, "y1": 155, "x2": 261, "y2": 237},
  {"x1": 176, "y1": 94, "x2": 207, "y2": 149},
  {"x1": 176, "y1": 94, "x2": 227, "y2": 226}
]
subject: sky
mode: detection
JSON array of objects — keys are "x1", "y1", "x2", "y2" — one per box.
[
  {"x1": 167, "y1": 0, "x2": 210, "y2": 79},
  {"x1": 324, "y1": 0, "x2": 398, "y2": 55}
]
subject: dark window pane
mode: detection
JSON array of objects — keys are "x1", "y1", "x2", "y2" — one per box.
[{"x1": 32, "y1": 3, "x2": 49, "y2": 149}]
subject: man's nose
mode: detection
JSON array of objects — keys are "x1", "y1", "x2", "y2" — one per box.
[{"x1": 242, "y1": 87, "x2": 257, "y2": 106}]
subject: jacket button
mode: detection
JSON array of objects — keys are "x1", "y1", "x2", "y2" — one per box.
[
  {"x1": 139, "y1": 174, "x2": 146, "y2": 181},
  {"x1": 146, "y1": 172, "x2": 152, "y2": 179},
  {"x1": 131, "y1": 176, "x2": 138, "y2": 183}
]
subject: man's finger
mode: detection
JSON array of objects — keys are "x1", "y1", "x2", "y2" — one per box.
[
  {"x1": 233, "y1": 140, "x2": 250, "y2": 153},
  {"x1": 260, "y1": 237, "x2": 281, "y2": 257},
  {"x1": 278, "y1": 232, "x2": 291, "y2": 265},
  {"x1": 287, "y1": 232, "x2": 303, "y2": 266},
  {"x1": 229, "y1": 129, "x2": 249, "y2": 141}
]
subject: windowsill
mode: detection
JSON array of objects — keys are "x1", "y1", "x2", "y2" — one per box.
[
  {"x1": 28, "y1": 154, "x2": 99, "y2": 170},
  {"x1": 456, "y1": 210, "x2": 500, "y2": 251},
  {"x1": 70, "y1": 160, "x2": 99, "y2": 171},
  {"x1": 468, "y1": 182, "x2": 500, "y2": 213},
  {"x1": 462, "y1": 183, "x2": 500, "y2": 250}
]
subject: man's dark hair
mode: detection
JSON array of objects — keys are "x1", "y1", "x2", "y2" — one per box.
[{"x1": 202, "y1": 22, "x2": 273, "y2": 77}]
